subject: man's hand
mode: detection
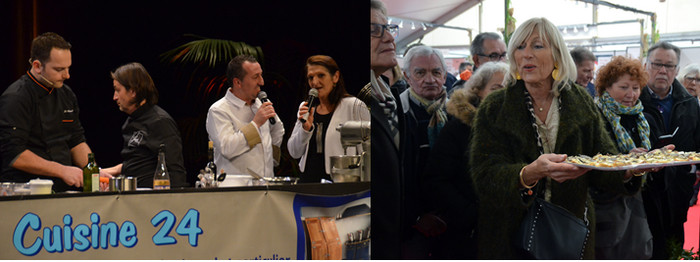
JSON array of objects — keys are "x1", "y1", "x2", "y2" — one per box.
[
  {"x1": 99, "y1": 170, "x2": 114, "y2": 191},
  {"x1": 413, "y1": 213, "x2": 447, "y2": 237},
  {"x1": 253, "y1": 101, "x2": 276, "y2": 127},
  {"x1": 61, "y1": 166, "x2": 84, "y2": 187}
]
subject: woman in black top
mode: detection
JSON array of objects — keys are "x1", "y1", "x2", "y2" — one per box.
[{"x1": 287, "y1": 55, "x2": 369, "y2": 183}]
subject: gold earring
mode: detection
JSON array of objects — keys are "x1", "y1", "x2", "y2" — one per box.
[
  {"x1": 516, "y1": 72, "x2": 522, "y2": 80},
  {"x1": 552, "y1": 67, "x2": 560, "y2": 81}
]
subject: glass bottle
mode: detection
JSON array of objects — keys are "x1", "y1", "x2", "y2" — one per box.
[
  {"x1": 83, "y1": 153, "x2": 99, "y2": 192},
  {"x1": 206, "y1": 141, "x2": 217, "y2": 181},
  {"x1": 153, "y1": 144, "x2": 171, "y2": 190}
]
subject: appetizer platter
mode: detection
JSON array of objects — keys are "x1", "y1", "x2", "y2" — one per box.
[{"x1": 565, "y1": 149, "x2": 700, "y2": 171}]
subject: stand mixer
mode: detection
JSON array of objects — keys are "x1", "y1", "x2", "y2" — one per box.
[{"x1": 333, "y1": 120, "x2": 371, "y2": 182}]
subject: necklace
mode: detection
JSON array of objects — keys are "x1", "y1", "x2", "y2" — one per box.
[{"x1": 532, "y1": 95, "x2": 552, "y2": 112}]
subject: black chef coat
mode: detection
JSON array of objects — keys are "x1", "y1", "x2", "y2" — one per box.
[
  {"x1": 0, "y1": 72, "x2": 86, "y2": 192},
  {"x1": 120, "y1": 104, "x2": 187, "y2": 188}
]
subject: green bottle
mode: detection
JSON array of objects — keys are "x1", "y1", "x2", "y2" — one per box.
[{"x1": 83, "y1": 153, "x2": 99, "y2": 192}]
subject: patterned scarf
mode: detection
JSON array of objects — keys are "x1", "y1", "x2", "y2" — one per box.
[
  {"x1": 408, "y1": 87, "x2": 448, "y2": 148},
  {"x1": 369, "y1": 70, "x2": 400, "y2": 148},
  {"x1": 595, "y1": 91, "x2": 651, "y2": 152}
]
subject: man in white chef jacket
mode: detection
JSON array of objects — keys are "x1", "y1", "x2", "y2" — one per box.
[{"x1": 206, "y1": 55, "x2": 284, "y2": 178}]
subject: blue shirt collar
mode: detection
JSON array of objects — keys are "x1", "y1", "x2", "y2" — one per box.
[{"x1": 647, "y1": 84, "x2": 674, "y2": 100}]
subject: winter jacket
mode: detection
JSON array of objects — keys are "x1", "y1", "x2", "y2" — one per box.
[
  {"x1": 470, "y1": 80, "x2": 637, "y2": 259},
  {"x1": 422, "y1": 87, "x2": 479, "y2": 259}
]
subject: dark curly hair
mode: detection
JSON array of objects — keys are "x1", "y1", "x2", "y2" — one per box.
[{"x1": 595, "y1": 56, "x2": 648, "y2": 97}]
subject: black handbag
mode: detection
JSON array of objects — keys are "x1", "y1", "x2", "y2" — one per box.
[
  {"x1": 515, "y1": 89, "x2": 590, "y2": 259},
  {"x1": 514, "y1": 197, "x2": 590, "y2": 259}
]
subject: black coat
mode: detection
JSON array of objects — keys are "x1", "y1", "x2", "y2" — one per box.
[
  {"x1": 422, "y1": 87, "x2": 479, "y2": 259},
  {"x1": 639, "y1": 80, "x2": 700, "y2": 258},
  {"x1": 365, "y1": 76, "x2": 406, "y2": 259}
]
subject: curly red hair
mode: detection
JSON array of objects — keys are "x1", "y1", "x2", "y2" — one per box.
[{"x1": 595, "y1": 56, "x2": 649, "y2": 97}]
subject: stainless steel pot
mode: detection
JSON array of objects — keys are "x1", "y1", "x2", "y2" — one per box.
[
  {"x1": 109, "y1": 177, "x2": 124, "y2": 192},
  {"x1": 123, "y1": 177, "x2": 137, "y2": 191}
]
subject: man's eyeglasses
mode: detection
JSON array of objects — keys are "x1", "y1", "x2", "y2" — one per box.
[
  {"x1": 686, "y1": 76, "x2": 700, "y2": 83},
  {"x1": 649, "y1": 62, "x2": 677, "y2": 71},
  {"x1": 371, "y1": 23, "x2": 399, "y2": 38},
  {"x1": 476, "y1": 52, "x2": 507, "y2": 61}
]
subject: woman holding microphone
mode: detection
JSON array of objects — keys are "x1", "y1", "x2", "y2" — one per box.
[{"x1": 288, "y1": 55, "x2": 369, "y2": 183}]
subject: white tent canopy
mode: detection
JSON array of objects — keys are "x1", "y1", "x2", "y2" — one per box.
[{"x1": 384, "y1": 0, "x2": 700, "y2": 71}]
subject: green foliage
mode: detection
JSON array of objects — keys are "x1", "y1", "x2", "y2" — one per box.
[
  {"x1": 668, "y1": 238, "x2": 700, "y2": 260},
  {"x1": 653, "y1": 29, "x2": 661, "y2": 44},
  {"x1": 160, "y1": 34, "x2": 264, "y2": 69}
]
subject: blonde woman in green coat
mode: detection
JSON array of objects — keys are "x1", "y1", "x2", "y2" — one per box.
[{"x1": 469, "y1": 17, "x2": 646, "y2": 259}]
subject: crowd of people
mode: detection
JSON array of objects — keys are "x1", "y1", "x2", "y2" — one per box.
[
  {"x1": 0, "y1": 33, "x2": 370, "y2": 192},
  {"x1": 3, "y1": 1, "x2": 700, "y2": 259},
  {"x1": 369, "y1": 0, "x2": 700, "y2": 259}
]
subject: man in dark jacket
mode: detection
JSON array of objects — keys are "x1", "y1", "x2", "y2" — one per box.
[
  {"x1": 101, "y1": 63, "x2": 187, "y2": 188},
  {"x1": 0, "y1": 32, "x2": 106, "y2": 192},
  {"x1": 639, "y1": 41, "x2": 700, "y2": 259},
  {"x1": 364, "y1": 0, "x2": 405, "y2": 258}
]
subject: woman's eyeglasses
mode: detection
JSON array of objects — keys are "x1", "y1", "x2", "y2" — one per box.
[{"x1": 686, "y1": 76, "x2": 700, "y2": 83}]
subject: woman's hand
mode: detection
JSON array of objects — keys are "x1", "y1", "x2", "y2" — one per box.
[
  {"x1": 298, "y1": 102, "x2": 315, "y2": 131},
  {"x1": 624, "y1": 167, "x2": 656, "y2": 179},
  {"x1": 623, "y1": 144, "x2": 675, "y2": 179},
  {"x1": 629, "y1": 147, "x2": 648, "y2": 154},
  {"x1": 522, "y1": 154, "x2": 591, "y2": 185}
]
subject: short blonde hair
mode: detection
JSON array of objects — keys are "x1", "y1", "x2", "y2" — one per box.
[{"x1": 504, "y1": 17, "x2": 576, "y2": 92}]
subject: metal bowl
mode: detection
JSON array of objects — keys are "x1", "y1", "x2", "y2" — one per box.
[
  {"x1": 330, "y1": 155, "x2": 362, "y2": 182},
  {"x1": 263, "y1": 177, "x2": 299, "y2": 185}
]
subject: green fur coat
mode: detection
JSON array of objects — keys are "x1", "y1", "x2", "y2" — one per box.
[{"x1": 469, "y1": 80, "x2": 639, "y2": 259}]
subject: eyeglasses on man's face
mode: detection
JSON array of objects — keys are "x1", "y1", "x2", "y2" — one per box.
[
  {"x1": 649, "y1": 62, "x2": 677, "y2": 71},
  {"x1": 371, "y1": 23, "x2": 399, "y2": 38},
  {"x1": 477, "y1": 52, "x2": 507, "y2": 61}
]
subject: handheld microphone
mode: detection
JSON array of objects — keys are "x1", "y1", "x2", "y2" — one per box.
[
  {"x1": 300, "y1": 89, "x2": 318, "y2": 123},
  {"x1": 257, "y1": 91, "x2": 276, "y2": 125}
]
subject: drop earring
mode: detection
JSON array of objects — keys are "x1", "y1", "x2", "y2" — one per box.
[{"x1": 551, "y1": 64, "x2": 560, "y2": 80}]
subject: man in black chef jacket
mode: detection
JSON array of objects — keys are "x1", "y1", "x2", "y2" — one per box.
[
  {"x1": 101, "y1": 62, "x2": 187, "y2": 188},
  {"x1": 0, "y1": 32, "x2": 106, "y2": 192}
]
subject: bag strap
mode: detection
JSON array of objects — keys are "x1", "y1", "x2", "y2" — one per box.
[{"x1": 523, "y1": 88, "x2": 589, "y2": 226}]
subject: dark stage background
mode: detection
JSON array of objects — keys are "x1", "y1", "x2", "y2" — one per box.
[{"x1": 1, "y1": 0, "x2": 368, "y2": 186}]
